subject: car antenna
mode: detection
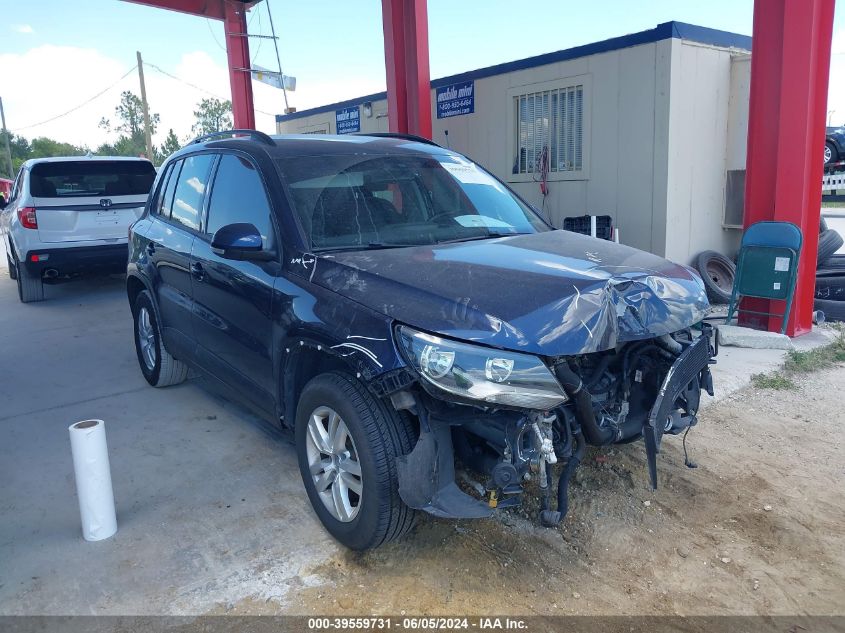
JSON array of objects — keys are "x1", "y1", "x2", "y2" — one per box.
[{"x1": 444, "y1": 129, "x2": 451, "y2": 149}]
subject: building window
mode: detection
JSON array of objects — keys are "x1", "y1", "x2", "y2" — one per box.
[
  {"x1": 723, "y1": 169, "x2": 746, "y2": 228},
  {"x1": 512, "y1": 83, "x2": 584, "y2": 176}
]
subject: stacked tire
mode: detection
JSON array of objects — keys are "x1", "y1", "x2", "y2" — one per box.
[{"x1": 816, "y1": 225, "x2": 845, "y2": 321}]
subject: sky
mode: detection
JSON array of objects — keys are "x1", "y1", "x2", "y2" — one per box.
[{"x1": 1, "y1": 0, "x2": 844, "y2": 149}]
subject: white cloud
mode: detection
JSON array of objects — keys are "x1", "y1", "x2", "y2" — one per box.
[
  {"x1": 0, "y1": 44, "x2": 385, "y2": 150},
  {"x1": 12, "y1": 24, "x2": 34, "y2": 34},
  {"x1": 0, "y1": 45, "x2": 128, "y2": 147}
]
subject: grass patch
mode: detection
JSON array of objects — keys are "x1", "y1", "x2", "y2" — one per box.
[
  {"x1": 751, "y1": 327, "x2": 845, "y2": 390},
  {"x1": 784, "y1": 330, "x2": 845, "y2": 373},
  {"x1": 751, "y1": 372, "x2": 797, "y2": 390}
]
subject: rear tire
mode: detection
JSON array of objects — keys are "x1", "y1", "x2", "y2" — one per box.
[
  {"x1": 16, "y1": 257, "x2": 44, "y2": 303},
  {"x1": 295, "y1": 371, "x2": 417, "y2": 550},
  {"x1": 7, "y1": 252, "x2": 17, "y2": 280},
  {"x1": 132, "y1": 290, "x2": 188, "y2": 387}
]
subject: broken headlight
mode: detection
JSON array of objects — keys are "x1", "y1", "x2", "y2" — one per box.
[{"x1": 396, "y1": 325, "x2": 568, "y2": 410}]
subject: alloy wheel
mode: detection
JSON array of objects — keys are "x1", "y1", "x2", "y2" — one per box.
[
  {"x1": 305, "y1": 406, "x2": 363, "y2": 522},
  {"x1": 137, "y1": 306, "x2": 157, "y2": 370}
]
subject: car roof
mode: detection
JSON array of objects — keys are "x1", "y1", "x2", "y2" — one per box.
[
  {"x1": 23, "y1": 156, "x2": 154, "y2": 167},
  {"x1": 184, "y1": 133, "x2": 454, "y2": 160}
]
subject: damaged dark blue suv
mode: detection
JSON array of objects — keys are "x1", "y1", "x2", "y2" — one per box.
[{"x1": 127, "y1": 130, "x2": 716, "y2": 550}]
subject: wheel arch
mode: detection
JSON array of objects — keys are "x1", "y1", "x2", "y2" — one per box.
[
  {"x1": 126, "y1": 272, "x2": 153, "y2": 313},
  {"x1": 278, "y1": 331, "x2": 408, "y2": 429}
]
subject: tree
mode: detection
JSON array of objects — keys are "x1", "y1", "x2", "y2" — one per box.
[
  {"x1": 99, "y1": 90, "x2": 160, "y2": 159},
  {"x1": 0, "y1": 130, "x2": 30, "y2": 177},
  {"x1": 100, "y1": 90, "x2": 160, "y2": 139},
  {"x1": 192, "y1": 98, "x2": 232, "y2": 136},
  {"x1": 0, "y1": 131, "x2": 87, "y2": 176},
  {"x1": 155, "y1": 128, "x2": 182, "y2": 164}
]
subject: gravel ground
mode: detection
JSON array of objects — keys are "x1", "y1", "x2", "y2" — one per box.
[{"x1": 245, "y1": 363, "x2": 845, "y2": 617}]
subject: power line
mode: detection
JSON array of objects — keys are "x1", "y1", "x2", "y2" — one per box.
[
  {"x1": 205, "y1": 18, "x2": 226, "y2": 52},
  {"x1": 145, "y1": 62, "x2": 275, "y2": 116},
  {"x1": 12, "y1": 66, "x2": 137, "y2": 132}
]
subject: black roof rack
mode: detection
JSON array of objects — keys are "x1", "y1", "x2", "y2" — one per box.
[
  {"x1": 190, "y1": 129, "x2": 275, "y2": 146},
  {"x1": 354, "y1": 132, "x2": 440, "y2": 147}
]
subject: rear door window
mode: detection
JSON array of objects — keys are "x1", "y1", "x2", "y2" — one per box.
[
  {"x1": 170, "y1": 154, "x2": 214, "y2": 231},
  {"x1": 29, "y1": 161, "x2": 155, "y2": 198},
  {"x1": 10, "y1": 168, "x2": 23, "y2": 202},
  {"x1": 205, "y1": 154, "x2": 275, "y2": 250},
  {"x1": 159, "y1": 161, "x2": 181, "y2": 218}
]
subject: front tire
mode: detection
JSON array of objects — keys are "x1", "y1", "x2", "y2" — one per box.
[
  {"x1": 132, "y1": 290, "x2": 188, "y2": 387},
  {"x1": 295, "y1": 372, "x2": 417, "y2": 550}
]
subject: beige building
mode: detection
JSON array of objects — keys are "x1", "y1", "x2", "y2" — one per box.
[{"x1": 276, "y1": 22, "x2": 752, "y2": 265}]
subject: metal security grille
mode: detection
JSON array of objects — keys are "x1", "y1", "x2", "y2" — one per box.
[{"x1": 514, "y1": 84, "x2": 583, "y2": 174}]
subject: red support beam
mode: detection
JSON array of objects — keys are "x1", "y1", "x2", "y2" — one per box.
[
  {"x1": 123, "y1": 0, "x2": 227, "y2": 21},
  {"x1": 742, "y1": 0, "x2": 835, "y2": 336},
  {"x1": 122, "y1": 0, "x2": 258, "y2": 129},
  {"x1": 224, "y1": 1, "x2": 256, "y2": 129},
  {"x1": 381, "y1": 0, "x2": 432, "y2": 139}
]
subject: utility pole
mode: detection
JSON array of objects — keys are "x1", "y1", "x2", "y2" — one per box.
[
  {"x1": 265, "y1": 2, "x2": 290, "y2": 113},
  {"x1": 0, "y1": 97, "x2": 14, "y2": 179},
  {"x1": 136, "y1": 51, "x2": 154, "y2": 161}
]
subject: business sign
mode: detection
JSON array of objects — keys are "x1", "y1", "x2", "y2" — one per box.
[
  {"x1": 436, "y1": 81, "x2": 474, "y2": 119},
  {"x1": 335, "y1": 106, "x2": 360, "y2": 134},
  {"x1": 251, "y1": 65, "x2": 296, "y2": 91}
]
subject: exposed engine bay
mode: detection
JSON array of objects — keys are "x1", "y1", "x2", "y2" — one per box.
[{"x1": 390, "y1": 323, "x2": 717, "y2": 526}]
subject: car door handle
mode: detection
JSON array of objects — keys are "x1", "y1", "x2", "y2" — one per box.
[{"x1": 190, "y1": 262, "x2": 205, "y2": 281}]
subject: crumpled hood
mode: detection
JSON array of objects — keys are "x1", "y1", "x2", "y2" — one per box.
[{"x1": 312, "y1": 230, "x2": 709, "y2": 356}]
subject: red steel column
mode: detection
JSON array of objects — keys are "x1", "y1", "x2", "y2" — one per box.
[
  {"x1": 741, "y1": 0, "x2": 835, "y2": 336},
  {"x1": 381, "y1": 0, "x2": 432, "y2": 138},
  {"x1": 224, "y1": 0, "x2": 256, "y2": 129}
]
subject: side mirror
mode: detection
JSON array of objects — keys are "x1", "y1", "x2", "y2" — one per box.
[{"x1": 211, "y1": 223, "x2": 271, "y2": 261}]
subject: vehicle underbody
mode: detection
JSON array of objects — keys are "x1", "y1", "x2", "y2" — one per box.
[{"x1": 388, "y1": 323, "x2": 717, "y2": 527}]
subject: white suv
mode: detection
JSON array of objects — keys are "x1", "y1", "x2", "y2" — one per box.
[{"x1": 1, "y1": 156, "x2": 155, "y2": 302}]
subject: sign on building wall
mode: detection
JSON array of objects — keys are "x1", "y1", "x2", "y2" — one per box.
[
  {"x1": 335, "y1": 106, "x2": 361, "y2": 134},
  {"x1": 436, "y1": 81, "x2": 475, "y2": 119}
]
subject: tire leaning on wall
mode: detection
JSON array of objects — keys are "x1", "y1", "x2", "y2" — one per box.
[{"x1": 695, "y1": 250, "x2": 736, "y2": 305}]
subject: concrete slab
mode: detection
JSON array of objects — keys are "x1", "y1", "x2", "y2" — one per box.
[
  {"x1": 717, "y1": 324, "x2": 794, "y2": 350},
  {"x1": 0, "y1": 270, "x2": 337, "y2": 615}
]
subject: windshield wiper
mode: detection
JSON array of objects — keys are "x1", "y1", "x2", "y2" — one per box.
[
  {"x1": 435, "y1": 232, "x2": 525, "y2": 245},
  {"x1": 312, "y1": 242, "x2": 416, "y2": 253}
]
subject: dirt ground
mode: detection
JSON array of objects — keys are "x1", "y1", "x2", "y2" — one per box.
[{"x1": 257, "y1": 363, "x2": 845, "y2": 617}]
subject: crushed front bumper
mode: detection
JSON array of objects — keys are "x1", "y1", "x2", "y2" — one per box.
[{"x1": 643, "y1": 322, "x2": 717, "y2": 489}]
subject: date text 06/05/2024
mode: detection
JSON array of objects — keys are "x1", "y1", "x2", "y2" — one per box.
[{"x1": 307, "y1": 617, "x2": 529, "y2": 630}]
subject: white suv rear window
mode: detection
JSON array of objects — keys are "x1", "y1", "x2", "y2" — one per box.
[{"x1": 30, "y1": 161, "x2": 155, "y2": 198}]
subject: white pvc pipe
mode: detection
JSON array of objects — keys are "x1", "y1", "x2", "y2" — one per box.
[{"x1": 68, "y1": 419, "x2": 117, "y2": 541}]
